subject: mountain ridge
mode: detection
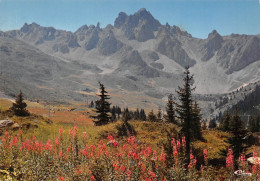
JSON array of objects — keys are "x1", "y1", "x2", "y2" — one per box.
[{"x1": 1, "y1": 8, "x2": 260, "y2": 117}]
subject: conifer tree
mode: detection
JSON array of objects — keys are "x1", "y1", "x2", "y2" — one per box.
[
  {"x1": 147, "y1": 110, "x2": 157, "y2": 122},
  {"x1": 89, "y1": 101, "x2": 94, "y2": 108},
  {"x1": 220, "y1": 109, "x2": 248, "y2": 169},
  {"x1": 140, "y1": 109, "x2": 146, "y2": 121},
  {"x1": 157, "y1": 107, "x2": 163, "y2": 122},
  {"x1": 165, "y1": 94, "x2": 175, "y2": 124},
  {"x1": 219, "y1": 110, "x2": 231, "y2": 131},
  {"x1": 10, "y1": 91, "x2": 29, "y2": 116},
  {"x1": 208, "y1": 118, "x2": 217, "y2": 129},
  {"x1": 192, "y1": 100, "x2": 203, "y2": 139},
  {"x1": 111, "y1": 106, "x2": 117, "y2": 121},
  {"x1": 122, "y1": 108, "x2": 131, "y2": 122},
  {"x1": 175, "y1": 66, "x2": 201, "y2": 163},
  {"x1": 134, "y1": 108, "x2": 140, "y2": 120},
  {"x1": 94, "y1": 82, "x2": 111, "y2": 126},
  {"x1": 247, "y1": 116, "x2": 256, "y2": 132}
]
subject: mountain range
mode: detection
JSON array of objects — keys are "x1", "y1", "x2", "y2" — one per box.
[{"x1": 1, "y1": 8, "x2": 260, "y2": 117}]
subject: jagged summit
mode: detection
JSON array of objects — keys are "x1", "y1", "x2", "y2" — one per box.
[
  {"x1": 75, "y1": 25, "x2": 88, "y2": 33},
  {"x1": 208, "y1": 30, "x2": 221, "y2": 39}
]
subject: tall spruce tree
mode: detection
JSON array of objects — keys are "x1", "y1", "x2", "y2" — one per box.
[
  {"x1": 175, "y1": 66, "x2": 201, "y2": 163},
  {"x1": 165, "y1": 94, "x2": 176, "y2": 124},
  {"x1": 219, "y1": 110, "x2": 231, "y2": 131},
  {"x1": 10, "y1": 91, "x2": 29, "y2": 116},
  {"x1": 94, "y1": 82, "x2": 111, "y2": 126},
  {"x1": 192, "y1": 100, "x2": 203, "y2": 139}
]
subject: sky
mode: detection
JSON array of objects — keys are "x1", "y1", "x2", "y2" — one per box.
[{"x1": 0, "y1": 0, "x2": 259, "y2": 38}]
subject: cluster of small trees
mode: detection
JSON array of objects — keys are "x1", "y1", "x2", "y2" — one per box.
[
  {"x1": 93, "y1": 67, "x2": 203, "y2": 165},
  {"x1": 218, "y1": 110, "x2": 260, "y2": 133}
]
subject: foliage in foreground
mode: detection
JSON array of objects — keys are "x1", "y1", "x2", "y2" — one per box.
[{"x1": 0, "y1": 127, "x2": 259, "y2": 181}]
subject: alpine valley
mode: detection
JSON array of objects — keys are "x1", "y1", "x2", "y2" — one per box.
[{"x1": 1, "y1": 8, "x2": 260, "y2": 119}]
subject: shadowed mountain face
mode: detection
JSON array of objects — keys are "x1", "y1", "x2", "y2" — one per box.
[{"x1": 1, "y1": 8, "x2": 260, "y2": 111}]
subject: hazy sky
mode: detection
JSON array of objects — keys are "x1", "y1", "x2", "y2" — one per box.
[{"x1": 0, "y1": 0, "x2": 259, "y2": 38}]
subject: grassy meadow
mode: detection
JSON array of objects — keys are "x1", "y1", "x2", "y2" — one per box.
[{"x1": 0, "y1": 98, "x2": 259, "y2": 180}]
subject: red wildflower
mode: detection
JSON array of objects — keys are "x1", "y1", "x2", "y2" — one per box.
[
  {"x1": 107, "y1": 135, "x2": 113, "y2": 141},
  {"x1": 59, "y1": 128, "x2": 63, "y2": 135},
  {"x1": 160, "y1": 148, "x2": 166, "y2": 164},
  {"x1": 59, "y1": 176, "x2": 64, "y2": 180},
  {"x1": 226, "y1": 148, "x2": 234, "y2": 169},
  {"x1": 119, "y1": 165, "x2": 126, "y2": 172},
  {"x1": 128, "y1": 136, "x2": 136, "y2": 145},
  {"x1": 55, "y1": 137, "x2": 59, "y2": 146},
  {"x1": 83, "y1": 132, "x2": 87, "y2": 140},
  {"x1": 91, "y1": 175, "x2": 96, "y2": 181},
  {"x1": 182, "y1": 136, "x2": 186, "y2": 147},
  {"x1": 4, "y1": 131, "x2": 8, "y2": 138},
  {"x1": 148, "y1": 170, "x2": 156, "y2": 179},
  {"x1": 11, "y1": 136, "x2": 18, "y2": 147},
  {"x1": 188, "y1": 153, "x2": 197, "y2": 169}
]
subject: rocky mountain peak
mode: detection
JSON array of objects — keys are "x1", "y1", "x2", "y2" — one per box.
[
  {"x1": 135, "y1": 8, "x2": 150, "y2": 16},
  {"x1": 114, "y1": 12, "x2": 128, "y2": 28},
  {"x1": 133, "y1": 8, "x2": 160, "y2": 29},
  {"x1": 208, "y1": 30, "x2": 222, "y2": 39},
  {"x1": 75, "y1": 25, "x2": 89, "y2": 33},
  {"x1": 114, "y1": 9, "x2": 161, "y2": 42},
  {"x1": 20, "y1": 22, "x2": 40, "y2": 33}
]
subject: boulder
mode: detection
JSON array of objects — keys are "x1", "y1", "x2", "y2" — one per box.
[
  {"x1": 11, "y1": 123, "x2": 21, "y2": 130},
  {"x1": 0, "y1": 120, "x2": 14, "y2": 128},
  {"x1": 247, "y1": 157, "x2": 260, "y2": 165}
]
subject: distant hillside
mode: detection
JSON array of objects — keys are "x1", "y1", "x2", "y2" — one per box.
[{"x1": 230, "y1": 84, "x2": 260, "y2": 116}]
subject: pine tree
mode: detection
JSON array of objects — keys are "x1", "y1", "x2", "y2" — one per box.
[
  {"x1": 89, "y1": 101, "x2": 94, "y2": 108},
  {"x1": 192, "y1": 100, "x2": 203, "y2": 139},
  {"x1": 10, "y1": 91, "x2": 29, "y2": 116},
  {"x1": 134, "y1": 108, "x2": 140, "y2": 120},
  {"x1": 208, "y1": 118, "x2": 217, "y2": 129},
  {"x1": 157, "y1": 107, "x2": 163, "y2": 122},
  {"x1": 165, "y1": 94, "x2": 175, "y2": 124},
  {"x1": 247, "y1": 116, "x2": 256, "y2": 132},
  {"x1": 122, "y1": 108, "x2": 131, "y2": 122},
  {"x1": 140, "y1": 109, "x2": 146, "y2": 121},
  {"x1": 219, "y1": 110, "x2": 231, "y2": 131},
  {"x1": 220, "y1": 109, "x2": 248, "y2": 169},
  {"x1": 147, "y1": 110, "x2": 157, "y2": 122},
  {"x1": 111, "y1": 106, "x2": 117, "y2": 121},
  {"x1": 116, "y1": 106, "x2": 122, "y2": 119},
  {"x1": 94, "y1": 82, "x2": 111, "y2": 126},
  {"x1": 175, "y1": 66, "x2": 200, "y2": 163}
]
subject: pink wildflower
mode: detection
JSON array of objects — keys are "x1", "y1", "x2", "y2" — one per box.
[
  {"x1": 160, "y1": 148, "x2": 166, "y2": 164},
  {"x1": 91, "y1": 175, "x2": 96, "y2": 181},
  {"x1": 83, "y1": 132, "x2": 87, "y2": 140},
  {"x1": 226, "y1": 148, "x2": 234, "y2": 169},
  {"x1": 107, "y1": 135, "x2": 113, "y2": 141},
  {"x1": 182, "y1": 137, "x2": 186, "y2": 146}
]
